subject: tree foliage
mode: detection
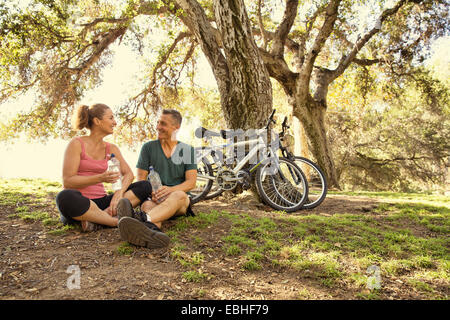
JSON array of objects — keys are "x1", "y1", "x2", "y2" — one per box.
[
  {"x1": 327, "y1": 62, "x2": 449, "y2": 191},
  {"x1": 0, "y1": 0, "x2": 448, "y2": 190}
]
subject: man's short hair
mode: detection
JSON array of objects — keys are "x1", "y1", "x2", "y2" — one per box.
[{"x1": 162, "y1": 109, "x2": 182, "y2": 126}]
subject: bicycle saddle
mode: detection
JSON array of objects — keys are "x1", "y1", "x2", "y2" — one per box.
[
  {"x1": 194, "y1": 127, "x2": 221, "y2": 139},
  {"x1": 195, "y1": 127, "x2": 261, "y2": 140}
]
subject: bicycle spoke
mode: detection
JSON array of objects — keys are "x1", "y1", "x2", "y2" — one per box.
[{"x1": 258, "y1": 158, "x2": 308, "y2": 211}]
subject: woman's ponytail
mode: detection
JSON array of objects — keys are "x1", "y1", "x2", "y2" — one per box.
[
  {"x1": 71, "y1": 105, "x2": 90, "y2": 130},
  {"x1": 71, "y1": 103, "x2": 109, "y2": 130}
]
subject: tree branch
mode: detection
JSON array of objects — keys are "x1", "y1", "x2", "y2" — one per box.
[
  {"x1": 296, "y1": 2, "x2": 326, "y2": 70},
  {"x1": 271, "y1": 0, "x2": 298, "y2": 58},
  {"x1": 257, "y1": 0, "x2": 269, "y2": 50},
  {"x1": 252, "y1": 27, "x2": 300, "y2": 53},
  {"x1": 331, "y1": 0, "x2": 408, "y2": 81},
  {"x1": 174, "y1": 0, "x2": 229, "y2": 96},
  {"x1": 128, "y1": 31, "x2": 192, "y2": 118},
  {"x1": 77, "y1": 17, "x2": 130, "y2": 38},
  {"x1": 353, "y1": 58, "x2": 382, "y2": 66},
  {"x1": 68, "y1": 26, "x2": 128, "y2": 80},
  {"x1": 355, "y1": 151, "x2": 436, "y2": 165},
  {"x1": 297, "y1": 0, "x2": 341, "y2": 96},
  {"x1": 259, "y1": 49, "x2": 298, "y2": 96}
]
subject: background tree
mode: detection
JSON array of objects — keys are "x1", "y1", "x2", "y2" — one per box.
[{"x1": 327, "y1": 62, "x2": 449, "y2": 191}]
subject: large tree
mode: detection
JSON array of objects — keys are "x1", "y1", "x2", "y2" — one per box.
[{"x1": 1, "y1": 0, "x2": 448, "y2": 187}]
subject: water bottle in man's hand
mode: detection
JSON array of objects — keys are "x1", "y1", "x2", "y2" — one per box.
[{"x1": 147, "y1": 166, "x2": 165, "y2": 203}]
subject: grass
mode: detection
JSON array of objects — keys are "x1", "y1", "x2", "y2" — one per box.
[
  {"x1": 117, "y1": 242, "x2": 135, "y2": 256},
  {"x1": 0, "y1": 178, "x2": 448, "y2": 299},
  {"x1": 182, "y1": 270, "x2": 208, "y2": 283},
  {"x1": 0, "y1": 178, "x2": 79, "y2": 236},
  {"x1": 166, "y1": 190, "x2": 449, "y2": 299},
  {"x1": 329, "y1": 190, "x2": 449, "y2": 208}
]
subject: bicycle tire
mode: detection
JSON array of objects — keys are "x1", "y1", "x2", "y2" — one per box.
[
  {"x1": 291, "y1": 156, "x2": 327, "y2": 209},
  {"x1": 203, "y1": 162, "x2": 224, "y2": 200},
  {"x1": 255, "y1": 157, "x2": 308, "y2": 212},
  {"x1": 190, "y1": 157, "x2": 214, "y2": 204}
]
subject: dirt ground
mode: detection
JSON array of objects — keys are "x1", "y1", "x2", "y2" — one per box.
[
  {"x1": 2, "y1": 188, "x2": 448, "y2": 301},
  {"x1": 0, "y1": 190, "x2": 396, "y2": 301}
]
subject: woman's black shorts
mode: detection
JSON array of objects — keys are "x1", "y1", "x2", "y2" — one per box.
[{"x1": 56, "y1": 180, "x2": 151, "y2": 225}]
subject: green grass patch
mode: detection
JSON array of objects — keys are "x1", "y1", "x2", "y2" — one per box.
[
  {"x1": 242, "y1": 259, "x2": 262, "y2": 271},
  {"x1": 407, "y1": 279, "x2": 435, "y2": 294},
  {"x1": 47, "y1": 224, "x2": 77, "y2": 236},
  {"x1": 0, "y1": 179, "x2": 67, "y2": 236},
  {"x1": 356, "y1": 290, "x2": 381, "y2": 300},
  {"x1": 182, "y1": 270, "x2": 207, "y2": 282},
  {"x1": 224, "y1": 244, "x2": 242, "y2": 256},
  {"x1": 191, "y1": 252, "x2": 205, "y2": 265},
  {"x1": 0, "y1": 179, "x2": 61, "y2": 204},
  {"x1": 170, "y1": 244, "x2": 186, "y2": 260},
  {"x1": 117, "y1": 242, "x2": 135, "y2": 255},
  {"x1": 17, "y1": 210, "x2": 51, "y2": 222}
]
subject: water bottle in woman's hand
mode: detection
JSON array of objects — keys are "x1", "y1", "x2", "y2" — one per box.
[{"x1": 107, "y1": 153, "x2": 122, "y2": 191}]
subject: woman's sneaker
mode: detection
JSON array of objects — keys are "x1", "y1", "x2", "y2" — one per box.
[
  {"x1": 81, "y1": 220, "x2": 102, "y2": 232},
  {"x1": 118, "y1": 217, "x2": 170, "y2": 249}
]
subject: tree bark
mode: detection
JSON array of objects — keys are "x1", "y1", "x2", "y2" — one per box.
[
  {"x1": 213, "y1": 0, "x2": 272, "y2": 129},
  {"x1": 292, "y1": 95, "x2": 340, "y2": 189},
  {"x1": 176, "y1": 0, "x2": 272, "y2": 129}
]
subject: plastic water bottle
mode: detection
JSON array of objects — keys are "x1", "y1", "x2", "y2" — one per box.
[
  {"x1": 148, "y1": 166, "x2": 164, "y2": 202},
  {"x1": 147, "y1": 166, "x2": 162, "y2": 191},
  {"x1": 108, "y1": 153, "x2": 122, "y2": 191}
]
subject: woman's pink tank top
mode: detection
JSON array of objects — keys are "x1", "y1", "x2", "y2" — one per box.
[{"x1": 76, "y1": 137, "x2": 111, "y2": 199}]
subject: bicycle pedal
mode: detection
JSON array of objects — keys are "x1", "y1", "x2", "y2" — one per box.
[{"x1": 242, "y1": 182, "x2": 251, "y2": 190}]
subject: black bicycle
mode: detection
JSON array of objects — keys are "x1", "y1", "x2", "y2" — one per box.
[{"x1": 277, "y1": 116, "x2": 327, "y2": 209}]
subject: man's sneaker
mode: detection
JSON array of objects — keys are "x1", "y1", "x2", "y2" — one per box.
[
  {"x1": 117, "y1": 198, "x2": 134, "y2": 221},
  {"x1": 133, "y1": 209, "x2": 149, "y2": 223},
  {"x1": 117, "y1": 198, "x2": 148, "y2": 223},
  {"x1": 118, "y1": 217, "x2": 170, "y2": 249}
]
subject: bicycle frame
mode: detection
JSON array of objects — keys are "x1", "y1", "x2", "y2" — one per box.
[{"x1": 196, "y1": 130, "x2": 281, "y2": 182}]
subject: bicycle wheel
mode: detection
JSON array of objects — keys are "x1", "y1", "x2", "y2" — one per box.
[
  {"x1": 203, "y1": 161, "x2": 224, "y2": 200},
  {"x1": 190, "y1": 157, "x2": 214, "y2": 204},
  {"x1": 291, "y1": 156, "x2": 327, "y2": 209},
  {"x1": 255, "y1": 157, "x2": 308, "y2": 212}
]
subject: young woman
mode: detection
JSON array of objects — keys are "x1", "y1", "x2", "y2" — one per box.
[{"x1": 56, "y1": 103, "x2": 151, "y2": 232}]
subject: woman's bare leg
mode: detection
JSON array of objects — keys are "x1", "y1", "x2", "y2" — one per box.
[{"x1": 73, "y1": 200, "x2": 118, "y2": 227}]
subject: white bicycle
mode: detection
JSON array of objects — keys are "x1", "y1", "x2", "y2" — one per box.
[{"x1": 190, "y1": 110, "x2": 309, "y2": 212}]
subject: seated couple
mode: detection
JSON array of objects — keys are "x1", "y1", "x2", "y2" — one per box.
[{"x1": 55, "y1": 104, "x2": 197, "y2": 249}]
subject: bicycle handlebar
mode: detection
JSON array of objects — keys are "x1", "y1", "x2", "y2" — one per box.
[
  {"x1": 266, "y1": 109, "x2": 276, "y2": 129},
  {"x1": 282, "y1": 116, "x2": 288, "y2": 129}
]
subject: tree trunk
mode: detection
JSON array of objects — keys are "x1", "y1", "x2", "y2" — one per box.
[
  {"x1": 213, "y1": 0, "x2": 272, "y2": 129},
  {"x1": 292, "y1": 115, "x2": 309, "y2": 158},
  {"x1": 176, "y1": 0, "x2": 272, "y2": 130},
  {"x1": 292, "y1": 96, "x2": 340, "y2": 189}
]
